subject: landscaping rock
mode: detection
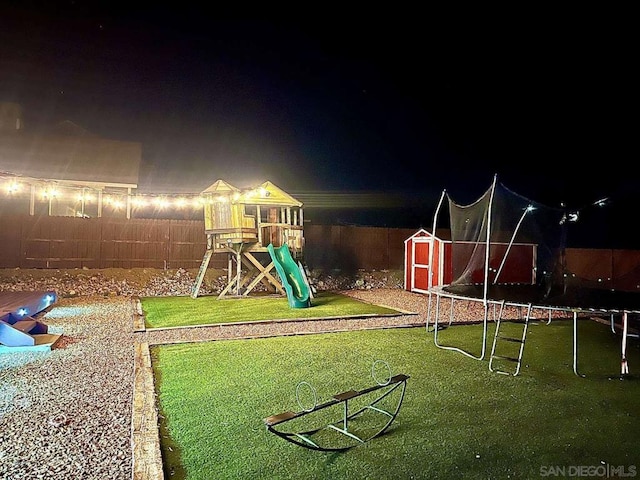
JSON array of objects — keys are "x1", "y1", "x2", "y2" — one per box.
[{"x1": 0, "y1": 267, "x2": 405, "y2": 297}]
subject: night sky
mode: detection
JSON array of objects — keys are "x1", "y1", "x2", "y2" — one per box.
[{"x1": 1, "y1": 4, "x2": 635, "y2": 243}]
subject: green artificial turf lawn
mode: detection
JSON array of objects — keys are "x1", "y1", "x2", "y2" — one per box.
[
  {"x1": 141, "y1": 292, "x2": 403, "y2": 328},
  {"x1": 151, "y1": 318, "x2": 640, "y2": 480}
]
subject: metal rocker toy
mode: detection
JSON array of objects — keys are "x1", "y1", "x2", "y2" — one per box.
[{"x1": 263, "y1": 360, "x2": 409, "y2": 451}]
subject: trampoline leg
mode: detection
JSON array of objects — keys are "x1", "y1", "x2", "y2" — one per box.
[
  {"x1": 621, "y1": 312, "x2": 629, "y2": 375},
  {"x1": 433, "y1": 293, "x2": 441, "y2": 343},
  {"x1": 448, "y1": 297, "x2": 454, "y2": 327},
  {"x1": 426, "y1": 292, "x2": 432, "y2": 333},
  {"x1": 433, "y1": 293, "x2": 486, "y2": 361},
  {"x1": 573, "y1": 311, "x2": 585, "y2": 377},
  {"x1": 480, "y1": 302, "x2": 488, "y2": 361}
]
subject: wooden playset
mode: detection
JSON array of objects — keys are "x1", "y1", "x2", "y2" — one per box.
[{"x1": 191, "y1": 180, "x2": 307, "y2": 301}]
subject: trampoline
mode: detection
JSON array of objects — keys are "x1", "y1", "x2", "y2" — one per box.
[{"x1": 424, "y1": 175, "x2": 639, "y2": 377}]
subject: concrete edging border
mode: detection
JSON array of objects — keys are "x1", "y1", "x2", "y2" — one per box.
[{"x1": 132, "y1": 342, "x2": 164, "y2": 480}]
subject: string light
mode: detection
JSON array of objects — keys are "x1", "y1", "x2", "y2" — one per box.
[
  {"x1": 0, "y1": 174, "x2": 285, "y2": 213},
  {"x1": 0, "y1": 174, "x2": 209, "y2": 211},
  {"x1": 5, "y1": 180, "x2": 20, "y2": 194}
]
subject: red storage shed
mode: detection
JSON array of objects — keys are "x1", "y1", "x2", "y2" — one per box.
[
  {"x1": 404, "y1": 229, "x2": 537, "y2": 293},
  {"x1": 404, "y1": 229, "x2": 452, "y2": 293}
]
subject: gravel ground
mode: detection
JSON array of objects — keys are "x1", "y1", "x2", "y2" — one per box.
[
  {"x1": 0, "y1": 269, "x2": 543, "y2": 479},
  {"x1": 0, "y1": 297, "x2": 134, "y2": 479}
]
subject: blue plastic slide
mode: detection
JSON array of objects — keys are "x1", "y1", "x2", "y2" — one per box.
[{"x1": 267, "y1": 243, "x2": 311, "y2": 308}]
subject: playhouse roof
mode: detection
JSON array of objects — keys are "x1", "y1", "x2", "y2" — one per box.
[
  {"x1": 201, "y1": 180, "x2": 302, "y2": 207},
  {"x1": 201, "y1": 179, "x2": 240, "y2": 195},
  {"x1": 239, "y1": 181, "x2": 302, "y2": 207}
]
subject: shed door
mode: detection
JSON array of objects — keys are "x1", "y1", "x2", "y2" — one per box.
[{"x1": 411, "y1": 237, "x2": 432, "y2": 293}]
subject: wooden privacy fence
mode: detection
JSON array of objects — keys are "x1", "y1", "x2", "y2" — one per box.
[
  {"x1": 565, "y1": 248, "x2": 640, "y2": 292},
  {"x1": 0, "y1": 215, "x2": 210, "y2": 270},
  {"x1": 0, "y1": 214, "x2": 416, "y2": 271},
  {"x1": 303, "y1": 224, "x2": 416, "y2": 272},
  {"x1": 1, "y1": 214, "x2": 640, "y2": 291}
]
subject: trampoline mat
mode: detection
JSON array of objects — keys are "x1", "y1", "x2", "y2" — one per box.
[{"x1": 443, "y1": 284, "x2": 640, "y2": 314}]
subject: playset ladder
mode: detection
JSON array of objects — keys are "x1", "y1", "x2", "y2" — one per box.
[
  {"x1": 191, "y1": 248, "x2": 213, "y2": 298},
  {"x1": 489, "y1": 302, "x2": 532, "y2": 376},
  {"x1": 298, "y1": 261, "x2": 316, "y2": 299}
]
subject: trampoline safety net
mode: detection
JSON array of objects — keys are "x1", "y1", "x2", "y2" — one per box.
[{"x1": 444, "y1": 177, "x2": 566, "y2": 299}]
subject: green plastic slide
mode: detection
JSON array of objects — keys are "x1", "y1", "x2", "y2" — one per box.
[{"x1": 267, "y1": 243, "x2": 311, "y2": 308}]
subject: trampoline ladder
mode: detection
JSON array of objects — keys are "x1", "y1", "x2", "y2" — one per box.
[{"x1": 489, "y1": 303, "x2": 532, "y2": 376}]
